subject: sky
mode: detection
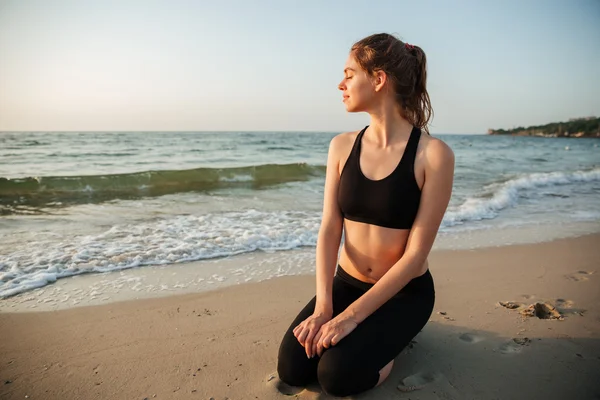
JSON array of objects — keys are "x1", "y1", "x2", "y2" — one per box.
[{"x1": 0, "y1": 0, "x2": 599, "y2": 134}]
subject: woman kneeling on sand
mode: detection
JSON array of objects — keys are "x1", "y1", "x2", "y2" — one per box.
[{"x1": 276, "y1": 33, "x2": 455, "y2": 397}]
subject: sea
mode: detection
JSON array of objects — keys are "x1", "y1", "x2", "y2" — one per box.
[{"x1": 1, "y1": 131, "x2": 599, "y2": 309}]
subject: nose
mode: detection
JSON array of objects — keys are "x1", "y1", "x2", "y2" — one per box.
[{"x1": 338, "y1": 80, "x2": 345, "y2": 91}]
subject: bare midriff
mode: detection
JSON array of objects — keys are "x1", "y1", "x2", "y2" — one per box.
[{"x1": 337, "y1": 219, "x2": 429, "y2": 283}]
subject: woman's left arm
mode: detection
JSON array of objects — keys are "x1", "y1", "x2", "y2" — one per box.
[
  {"x1": 313, "y1": 139, "x2": 455, "y2": 356},
  {"x1": 343, "y1": 139, "x2": 455, "y2": 324}
]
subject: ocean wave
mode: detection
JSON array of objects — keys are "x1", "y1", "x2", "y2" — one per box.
[
  {"x1": 46, "y1": 152, "x2": 139, "y2": 158},
  {"x1": 444, "y1": 168, "x2": 600, "y2": 226},
  {"x1": 267, "y1": 146, "x2": 295, "y2": 151},
  {"x1": 0, "y1": 163, "x2": 326, "y2": 213}
]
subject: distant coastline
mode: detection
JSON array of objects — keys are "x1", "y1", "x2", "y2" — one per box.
[{"x1": 487, "y1": 116, "x2": 600, "y2": 138}]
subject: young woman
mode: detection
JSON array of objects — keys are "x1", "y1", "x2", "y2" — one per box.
[{"x1": 277, "y1": 33, "x2": 455, "y2": 397}]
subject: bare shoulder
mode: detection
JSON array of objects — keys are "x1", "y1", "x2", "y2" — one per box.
[
  {"x1": 329, "y1": 130, "x2": 358, "y2": 151},
  {"x1": 420, "y1": 134, "x2": 455, "y2": 169},
  {"x1": 328, "y1": 130, "x2": 360, "y2": 161}
]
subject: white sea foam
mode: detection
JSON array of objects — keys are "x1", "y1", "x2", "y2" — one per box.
[
  {"x1": 0, "y1": 210, "x2": 320, "y2": 298},
  {"x1": 219, "y1": 174, "x2": 254, "y2": 182},
  {"x1": 443, "y1": 168, "x2": 600, "y2": 226},
  {"x1": 571, "y1": 210, "x2": 600, "y2": 222},
  {"x1": 1, "y1": 168, "x2": 599, "y2": 299}
]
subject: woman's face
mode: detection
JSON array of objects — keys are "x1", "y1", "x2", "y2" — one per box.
[{"x1": 338, "y1": 53, "x2": 376, "y2": 113}]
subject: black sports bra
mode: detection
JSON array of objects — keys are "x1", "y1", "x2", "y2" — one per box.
[{"x1": 337, "y1": 125, "x2": 422, "y2": 229}]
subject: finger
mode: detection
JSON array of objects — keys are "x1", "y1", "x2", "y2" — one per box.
[
  {"x1": 313, "y1": 329, "x2": 322, "y2": 347},
  {"x1": 298, "y1": 332, "x2": 304, "y2": 347},
  {"x1": 304, "y1": 323, "x2": 323, "y2": 358},
  {"x1": 317, "y1": 333, "x2": 329, "y2": 356},
  {"x1": 304, "y1": 325, "x2": 318, "y2": 348},
  {"x1": 330, "y1": 333, "x2": 341, "y2": 347},
  {"x1": 312, "y1": 330, "x2": 323, "y2": 357},
  {"x1": 293, "y1": 324, "x2": 301, "y2": 339},
  {"x1": 316, "y1": 339, "x2": 325, "y2": 357},
  {"x1": 293, "y1": 324, "x2": 302, "y2": 338},
  {"x1": 322, "y1": 333, "x2": 332, "y2": 349},
  {"x1": 296, "y1": 326, "x2": 309, "y2": 344},
  {"x1": 304, "y1": 328, "x2": 316, "y2": 358}
]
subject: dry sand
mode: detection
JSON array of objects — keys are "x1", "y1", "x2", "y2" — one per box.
[{"x1": 1, "y1": 234, "x2": 599, "y2": 400}]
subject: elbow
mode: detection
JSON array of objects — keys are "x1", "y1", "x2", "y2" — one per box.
[
  {"x1": 319, "y1": 211, "x2": 343, "y2": 235},
  {"x1": 318, "y1": 220, "x2": 343, "y2": 245},
  {"x1": 401, "y1": 248, "x2": 429, "y2": 276}
]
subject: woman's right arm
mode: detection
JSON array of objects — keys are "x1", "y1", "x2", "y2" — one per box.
[
  {"x1": 314, "y1": 135, "x2": 345, "y2": 316},
  {"x1": 293, "y1": 135, "x2": 345, "y2": 358}
]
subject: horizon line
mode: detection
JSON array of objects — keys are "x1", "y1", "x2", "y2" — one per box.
[{"x1": 0, "y1": 130, "x2": 487, "y2": 135}]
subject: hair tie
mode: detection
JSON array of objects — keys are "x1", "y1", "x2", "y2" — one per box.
[{"x1": 405, "y1": 43, "x2": 414, "y2": 50}]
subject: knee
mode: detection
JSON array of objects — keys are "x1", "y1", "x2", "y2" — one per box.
[
  {"x1": 277, "y1": 358, "x2": 308, "y2": 387},
  {"x1": 317, "y1": 353, "x2": 375, "y2": 397},
  {"x1": 317, "y1": 369, "x2": 352, "y2": 397},
  {"x1": 277, "y1": 340, "x2": 312, "y2": 387}
]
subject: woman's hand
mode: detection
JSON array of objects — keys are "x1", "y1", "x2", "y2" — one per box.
[
  {"x1": 313, "y1": 314, "x2": 358, "y2": 357},
  {"x1": 293, "y1": 309, "x2": 332, "y2": 359}
]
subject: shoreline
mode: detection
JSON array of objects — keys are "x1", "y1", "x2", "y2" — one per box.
[
  {"x1": 487, "y1": 132, "x2": 600, "y2": 138},
  {"x1": 2, "y1": 222, "x2": 599, "y2": 314},
  {"x1": 1, "y1": 233, "x2": 599, "y2": 399}
]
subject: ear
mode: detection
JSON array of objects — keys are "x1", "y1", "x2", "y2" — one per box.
[{"x1": 373, "y1": 69, "x2": 387, "y2": 92}]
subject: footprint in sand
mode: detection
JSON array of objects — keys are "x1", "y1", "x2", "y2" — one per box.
[
  {"x1": 554, "y1": 299, "x2": 587, "y2": 316},
  {"x1": 498, "y1": 301, "x2": 524, "y2": 310},
  {"x1": 459, "y1": 333, "x2": 484, "y2": 344},
  {"x1": 397, "y1": 370, "x2": 442, "y2": 392},
  {"x1": 499, "y1": 341, "x2": 522, "y2": 354},
  {"x1": 265, "y1": 372, "x2": 304, "y2": 396},
  {"x1": 555, "y1": 298, "x2": 574, "y2": 308},
  {"x1": 498, "y1": 337, "x2": 530, "y2": 354},
  {"x1": 565, "y1": 271, "x2": 595, "y2": 282}
]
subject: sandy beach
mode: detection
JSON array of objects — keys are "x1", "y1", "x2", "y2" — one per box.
[{"x1": 1, "y1": 233, "x2": 599, "y2": 400}]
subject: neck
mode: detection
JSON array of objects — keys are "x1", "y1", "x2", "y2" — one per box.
[{"x1": 366, "y1": 102, "x2": 413, "y2": 148}]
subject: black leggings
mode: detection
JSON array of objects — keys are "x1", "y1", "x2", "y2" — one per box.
[{"x1": 277, "y1": 264, "x2": 435, "y2": 397}]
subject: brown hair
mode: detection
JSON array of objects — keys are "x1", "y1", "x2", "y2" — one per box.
[{"x1": 351, "y1": 33, "x2": 433, "y2": 135}]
